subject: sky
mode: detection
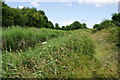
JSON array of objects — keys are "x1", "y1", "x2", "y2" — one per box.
[{"x1": 5, "y1": 0, "x2": 119, "y2": 28}]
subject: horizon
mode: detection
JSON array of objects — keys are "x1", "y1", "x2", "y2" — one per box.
[{"x1": 5, "y1": 1, "x2": 118, "y2": 28}]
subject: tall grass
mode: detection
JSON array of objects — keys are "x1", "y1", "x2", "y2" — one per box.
[
  {"x1": 2, "y1": 26, "x2": 66, "y2": 51},
  {"x1": 2, "y1": 27, "x2": 118, "y2": 78},
  {"x1": 2, "y1": 29, "x2": 96, "y2": 78},
  {"x1": 0, "y1": 27, "x2": 2, "y2": 78}
]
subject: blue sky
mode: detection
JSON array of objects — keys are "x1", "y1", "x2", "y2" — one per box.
[{"x1": 5, "y1": 1, "x2": 118, "y2": 28}]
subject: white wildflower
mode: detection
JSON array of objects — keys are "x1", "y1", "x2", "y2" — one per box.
[
  {"x1": 42, "y1": 42, "x2": 47, "y2": 44},
  {"x1": 48, "y1": 45, "x2": 51, "y2": 47}
]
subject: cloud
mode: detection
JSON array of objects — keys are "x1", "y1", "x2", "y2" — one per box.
[
  {"x1": 66, "y1": 3, "x2": 73, "y2": 7},
  {"x1": 78, "y1": 0, "x2": 119, "y2": 7},
  {"x1": 5, "y1": 0, "x2": 119, "y2": 7},
  {"x1": 5, "y1": 0, "x2": 119, "y2": 3},
  {"x1": 95, "y1": 4, "x2": 101, "y2": 7},
  {"x1": 18, "y1": 6, "x2": 24, "y2": 9},
  {"x1": 31, "y1": 0, "x2": 40, "y2": 7},
  {"x1": 78, "y1": 0, "x2": 119, "y2": 4}
]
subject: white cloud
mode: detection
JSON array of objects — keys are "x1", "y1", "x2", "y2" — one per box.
[
  {"x1": 5, "y1": 0, "x2": 119, "y2": 3},
  {"x1": 18, "y1": 6, "x2": 24, "y2": 9},
  {"x1": 66, "y1": 3, "x2": 73, "y2": 7},
  {"x1": 5, "y1": 0, "x2": 119, "y2": 8},
  {"x1": 95, "y1": 4, "x2": 101, "y2": 7},
  {"x1": 78, "y1": 0, "x2": 119, "y2": 4},
  {"x1": 31, "y1": 0, "x2": 40, "y2": 7},
  {"x1": 78, "y1": 0, "x2": 119, "y2": 7}
]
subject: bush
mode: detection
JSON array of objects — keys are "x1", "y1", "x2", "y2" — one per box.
[
  {"x1": 93, "y1": 20, "x2": 116, "y2": 32},
  {"x1": 112, "y1": 13, "x2": 120, "y2": 26}
]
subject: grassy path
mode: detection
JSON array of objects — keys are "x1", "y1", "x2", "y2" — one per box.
[{"x1": 89, "y1": 28, "x2": 118, "y2": 78}]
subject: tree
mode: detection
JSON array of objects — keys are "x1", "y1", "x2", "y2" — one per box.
[
  {"x1": 82, "y1": 23, "x2": 87, "y2": 29},
  {"x1": 14, "y1": 8, "x2": 28, "y2": 26},
  {"x1": 99, "y1": 20, "x2": 115, "y2": 30},
  {"x1": 48, "y1": 21, "x2": 54, "y2": 29},
  {"x1": 93, "y1": 20, "x2": 116, "y2": 31},
  {"x1": 55, "y1": 23, "x2": 61, "y2": 30},
  {"x1": 65, "y1": 25, "x2": 70, "y2": 30},
  {"x1": 112, "y1": 13, "x2": 120, "y2": 26},
  {"x1": 65, "y1": 21, "x2": 83, "y2": 30},
  {"x1": 2, "y1": 3, "x2": 15, "y2": 27},
  {"x1": 61, "y1": 26, "x2": 66, "y2": 30},
  {"x1": 71, "y1": 21, "x2": 82, "y2": 30},
  {"x1": 38, "y1": 10, "x2": 45, "y2": 15},
  {"x1": 93, "y1": 24, "x2": 100, "y2": 28},
  {"x1": 2, "y1": 2, "x2": 51, "y2": 29}
]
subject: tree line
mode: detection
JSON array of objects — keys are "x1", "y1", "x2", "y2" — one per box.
[
  {"x1": 2, "y1": 2, "x2": 120, "y2": 30},
  {"x1": 93, "y1": 13, "x2": 120, "y2": 31},
  {"x1": 2, "y1": 2, "x2": 54, "y2": 29},
  {"x1": 2, "y1": 2, "x2": 87, "y2": 30}
]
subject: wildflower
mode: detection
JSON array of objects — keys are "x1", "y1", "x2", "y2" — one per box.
[
  {"x1": 48, "y1": 45, "x2": 51, "y2": 47},
  {"x1": 42, "y1": 42, "x2": 47, "y2": 44}
]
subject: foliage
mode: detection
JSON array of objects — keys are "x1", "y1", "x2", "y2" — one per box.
[
  {"x1": 54, "y1": 23, "x2": 61, "y2": 30},
  {"x1": 2, "y1": 26, "x2": 66, "y2": 51},
  {"x1": 48, "y1": 21, "x2": 54, "y2": 29},
  {"x1": 2, "y1": 2, "x2": 89, "y2": 30},
  {"x1": 112, "y1": 13, "x2": 120, "y2": 26},
  {"x1": 82, "y1": 23, "x2": 87, "y2": 29},
  {"x1": 2, "y1": 28, "x2": 97, "y2": 78},
  {"x1": 108, "y1": 27, "x2": 120, "y2": 47},
  {"x1": 1, "y1": 2, "x2": 119, "y2": 78},
  {"x1": 93, "y1": 24, "x2": 100, "y2": 28},
  {"x1": 62, "y1": 21, "x2": 87, "y2": 30},
  {"x1": 93, "y1": 20, "x2": 116, "y2": 32},
  {"x1": 2, "y1": 27, "x2": 119, "y2": 78},
  {"x1": 93, "y1": 13, "x2": 120, "y2": 32},
  {"x1": 2, "y1": 2, "x2": 54, "y2": 29}
]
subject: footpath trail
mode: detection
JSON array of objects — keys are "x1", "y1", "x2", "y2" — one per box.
[{"x1": 89, "y1": 29, "x2": 118, "y2": 78}]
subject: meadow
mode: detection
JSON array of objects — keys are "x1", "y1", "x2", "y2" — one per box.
[
  {"x1": 1, "y1": 1, "x2": 120, "y2": 79},
  {"x1": 1, "y1": 26, "x2": 119, "y2": 78}
]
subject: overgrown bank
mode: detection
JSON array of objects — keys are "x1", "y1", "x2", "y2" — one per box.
[
  {"x1": 2, "y1": 27, "x2": 119, "y2": 78},
  {"x1": 2, "y1": 27, "x2": 96, "y2": 78}
]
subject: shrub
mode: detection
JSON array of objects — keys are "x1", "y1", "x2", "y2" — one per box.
[{"x1": 93, "y1": 20, "x2": 116, "y2": 32}]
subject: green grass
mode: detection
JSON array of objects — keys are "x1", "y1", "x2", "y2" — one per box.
[
  {"x1": 90, "y1": 27, "x2": 119, "y2": 78},
  {"x1": 2, "y1": 26, "x2": 66, "y2": 51},
  {"x1": 2, "y1": 26, "x2": 119, "y2": 78}
]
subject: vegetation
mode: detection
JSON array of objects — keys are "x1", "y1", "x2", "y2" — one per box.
[
  {"x1": 112, "y1": 13, "x2": 120, "y2": 26},
  {"x1": 1, "y1": 1, "x2": 120, "y2": 79},
  {"x1": 2, "y1": 2, "x2": 53, "y2": 29},
  {"x1": 2, "y1": 26, "x2": 66, "y2": 51},
  {"x1": 2, "y1": 2, "x2": 87, "y2": 31},
  {"x1": 2, "y1": 27, "x2": 119, "y2": 78},
  {"x1": 93, "y1": 13, "x2": 120, "y2": 32},
  {"x1": 63, "y1": 21, "x2": 87, "y2": 30},
  {"x1": 2, "y1": 28, "x2": 94, "y2": 78},
  {"x1": 93, "y1": 20, "x2": 116, "y2": 31}
]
